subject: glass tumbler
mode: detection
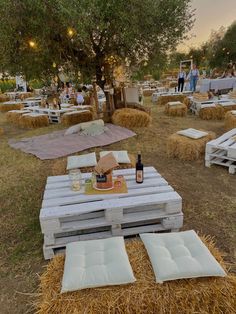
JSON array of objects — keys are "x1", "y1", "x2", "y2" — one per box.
[{"x1": 69, "y1": 169, "x2": 82, "y2": 191}]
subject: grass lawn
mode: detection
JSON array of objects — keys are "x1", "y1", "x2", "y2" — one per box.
[{"x1": 0, "y1": 97, "x2": 235, "y2": 313}]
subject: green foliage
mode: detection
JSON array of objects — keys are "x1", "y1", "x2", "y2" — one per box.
[{"x1": 0, "y1": 79, "x2": 15, "y2": 92}]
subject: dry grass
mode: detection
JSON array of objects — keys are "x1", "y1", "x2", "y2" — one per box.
[
  {"x1": 112, "y1": 108, "x2": 151, "y2": 128},
  {"x1": 0, "y1": 96, "x2": 236, "y2": 313},
  {"x1": 35, "y1": 236, "x2": 236, "y2": 314},
  {"x1": 164, "y1": 103, "x2": 187, "y2": 117},
  {"x1": 167, "y1": 131, "x2": 216, "y2": 161},
  {"x1": 0, "y1": 103, "x2": 24, "y2": 112},
  {"x1": 225, "y1": 111, "x2": 236, "y2": 130},
  {"x1": 157, "y1": 95, "x2": 186, "y2": 106},
  {"x1": 61, "y1": 111, "x2": 93, "y2": 126},
  {"x1": 199, "y1": 105, "x2": 225, "y2": 120},
  {"x1": 19, "y1": 114, "x2": 49, "y2": 128}
]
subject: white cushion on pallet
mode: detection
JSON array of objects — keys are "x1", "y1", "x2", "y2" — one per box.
[
  {"x1": 67, "y1": 152, "x2": 97, "y2": 170},
  {"x1": 230, "y1": 110, "x2": 236, "y2": 115},
  {"x1": 167, "y1": 101, "x2": 183, "y2": 106},
  {"x1": 140, "y1": 230, "x2": 226, "y2": 284},
  {"x1": 177, "y1": 128, "x2": 208, "y2": 139},
  {"x1": 100, "y1": 151, "x2": 131, "y2": 164},
  {"x1": 61, "y1": 237, "x2": 136, "y2": 293}
]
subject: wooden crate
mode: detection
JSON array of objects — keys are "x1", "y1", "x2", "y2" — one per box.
[
  {"x1": 40, "y1": 167, "x2": 183, "y2": 259},
  {"x1": 205, "y1": 128, "x2": 236, "y2": 174}
]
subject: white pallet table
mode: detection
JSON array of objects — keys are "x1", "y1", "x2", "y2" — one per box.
[
  {"x1": 205, "y1": 129, "x2": 236, "y2": 154},
  {"x1": 40, "y1": 167, "x2": 183, "y2": 259}
]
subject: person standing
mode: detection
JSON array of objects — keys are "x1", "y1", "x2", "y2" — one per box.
[
  {"x1": 188, "y1": 64, "x2": 199, "y2": 92},
  {"x1": 177, "y1": 67, "x2": 186, "y2": 92}
]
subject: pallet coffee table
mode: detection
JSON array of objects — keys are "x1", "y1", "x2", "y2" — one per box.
[{"x1": 40, "y1": 167, "x2": 183, "y2": 259}]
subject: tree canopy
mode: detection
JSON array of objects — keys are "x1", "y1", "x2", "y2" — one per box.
[{"x1": 0, "y1": 0, "x2": 194, "y2": 87}]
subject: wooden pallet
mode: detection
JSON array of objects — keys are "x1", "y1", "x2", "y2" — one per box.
[
  {"x1": 40, "y1": 167, "x2": 183, "y2": 259},
  {"x1": 205, "y1": 129, "x2": 236, "y2": 174}
]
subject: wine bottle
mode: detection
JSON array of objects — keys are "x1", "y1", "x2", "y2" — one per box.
[{"x1": 136, "y1": 153, "x2": 143, "y2": 183}]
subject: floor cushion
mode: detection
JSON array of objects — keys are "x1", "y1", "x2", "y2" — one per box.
[
  {"x1": 99, "y1": 150, "x2": 131, "y2": 164},
  {"x1": 140, "y1": 230, "x2": 226, "y2": 283},
  {"x1": 61, "y1": 237, "x2": 136, "y2": 293},
  {"x1": 67, "y1": 152, "x2": 97, "y2": 170},
  {"x1": 177, "y1": 128, "x2": 208, "y2": 139}
]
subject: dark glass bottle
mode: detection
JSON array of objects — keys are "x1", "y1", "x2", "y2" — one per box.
[{"x1": 136, "y1": 153, "x2": 143, "y2": 183}]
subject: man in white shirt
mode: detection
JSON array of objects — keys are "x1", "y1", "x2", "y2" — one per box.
[{"x1": 177, "y1": 67, "x2": 186, "y2": 92}]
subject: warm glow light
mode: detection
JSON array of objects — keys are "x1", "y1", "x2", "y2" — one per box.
[
  {"x1": 29, "y1": 40, "x2": 36, "y2": 48},
  {"x1": 227, "y1": 51, "x2": 230, "y2": 55},
  {"x1": 68, "y1": 28, "x2": 74, "y2": 37},
  {"x1": 222, "y1": 47, "x2": 226, "y2": 51},
  {"x1": 52, "y1": 62, "x2": 57, "y2": 68}
]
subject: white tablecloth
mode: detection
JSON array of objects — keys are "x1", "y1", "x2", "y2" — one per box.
[{"x1": 200, "y1": 78, "x2": 236, "y2": 92}]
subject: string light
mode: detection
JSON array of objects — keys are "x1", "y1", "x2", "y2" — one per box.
[
  {"x1": 67, "y1": 28, "x2": 74, "y2": 37},
  {"x1": 52, "y1": 62, "x2": 57, "y2": 68},
  {"x1": 29, "y1": 40, "x2": 36, "y2": 48}
]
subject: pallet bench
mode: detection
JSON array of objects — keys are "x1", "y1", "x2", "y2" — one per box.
[
  {"x1": 205, "y1": 128, "x2": 236, "y2": 174},
  {"x1": 40, "y1": 167, "x2": 183, "y2": 259}
]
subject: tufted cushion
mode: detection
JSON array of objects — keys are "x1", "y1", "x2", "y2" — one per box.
[
  {"x1": 99, "y1": 150, "x2": 131, "y2": 164},
  {"x1": 177, "y1": 128, "x2": 208, "y2": 139},
  {"x1": 61, "y1": 237, "x2": 136, "y2": 293},
  {"x1": 67, "y1": 152, "x2": 97, "y2": 170},
  {"x1": 140, "y1": 230, "x2": 226, "y2": 283}
]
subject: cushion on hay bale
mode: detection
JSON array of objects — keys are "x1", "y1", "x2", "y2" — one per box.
[
  {"x1": 225, "y1": 111, "x2": 236, "y2": 130},
  {"x1": 61, "y1": 237, "x2": 136, "y2": 292},
  {"x1": 19, "y1": 113, "x2": 49, "y2": 128},
  {"x1": 0, "y1": 102, "x2": 24, "y2": 112},
  {"x1": 140, "y1": 230, "x2": 226, "y2": 283},
  {"x1": 199, "y1": 105, "x2": 225, "y2": 120},
  {"x1": 36, "y1": 237, "x2": 236, "y2": 314},
  {"x1": 157, "y1": 94, "x2": 186, "y2": 106},
  {"x1": 99, "y1": 151, "x2": 130, "y2": 164},
  {"x1": 6, "y1": 110, "x2": 31, "y2": 123},
  {"x1": 164, "y1": 102, "x2": 187, "y2": 117},
  {"x1": 112, "y1": 108, "x2": 151, "y2": 128},
  {"x1": 167, "y1": 130, "x2": 215, "y2": 161},
  {"x1": 177, "y1": 128, "x2": 209, "y2": 139},
  {"x1": 218, "y1": 102, "x2": 236, "y2": 113},
  {"x1": 67, "y1": 152, "x2": 97, "y2": 170},
  {"x1": 61, "y1": 110, "x2": 93, "y2": 126}
]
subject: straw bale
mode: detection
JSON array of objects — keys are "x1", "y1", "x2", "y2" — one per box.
[
  {"x1": 143, "y1": 89, "x2": 154, "y2": 97},
  {"x1": 6, "y1": 110, "x2": 28, "y2": 124},
  {"x1": 112, "y1": 108, "x2": 151, "y2": 128},
  {"x1": 164, "y1": 103, "x2": 187, "y2": 117},
  {"x1": 0, "y1": 103, "x2": 24, "y2": 112},
  {"x1": 157, "y1": 95, "x2": 186, "y2": 106},
  {"x1": 0, "y1": 94, "x2": 10, "y2": 102},
  {"x1": 127, "y1": 103, "x2": 151, "y2": 115},
  {"x1": 51, "y1": 154, "x2": 136, "y2": 176},
  {"x1": 61, "y1": 111, "x2": 93, "y2": 126},
  {"x1": 199, "y1": 105, "x2": 225, "y2": 120},
  {"x1": 167, "y1": 131, "x2": 215, "y2": 161},
  {"x1": 183, "y1": 97, "x2": 191, "y2": 109},
  {"x1": 225, "y1": 111, "x2": 236, "y2": 130},
  {"x1": 220, "y1": 103, "x2": 236, "y2": 114},
  {"x1": 35, "y1": 236, "x2": 236, "y2": 314},
  {"x1": 19, "y1": 114, "x2": 49, "y2": 128},
  {"x1": 0, "y1": 127, "x2": 4, "y2": 135}
]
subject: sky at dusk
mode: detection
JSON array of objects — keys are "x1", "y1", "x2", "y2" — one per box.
[{"x1": 178, "y1": 0, "x2": 236, "y2": 51}]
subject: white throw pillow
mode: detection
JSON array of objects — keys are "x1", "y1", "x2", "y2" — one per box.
[
  {"x1": 64, "y1": 124, "x2": 81, "y2": 135},
  {"x1": 140, "y1": 230, "x2": 226, "y2": 284},
  {"x1": 99, "y1": 151, "x2": 131, "y2": 164},
  {"x1": 67, "y1": 152, "x2": 97, "y2": 170},
  {"x1": 61, "y1": 237, "x2": 136, "y2": 293},
  {"x1": 80, "y1": 119, "x2": 104, "y2": 130},
  {"x1": 177, "y1": 128, "x2": 208, "y2": 139},
  {"x1": 167, "y1": 101, "x2": 182, "y2": 106},
  {"x1": 231, "y1": 110, "x2": 236, "y2": 115}
]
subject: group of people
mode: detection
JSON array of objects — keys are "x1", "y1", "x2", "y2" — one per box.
[
  {"x1": 59, "y1": 82, "x2": 89, "y2": 105},
  {"x1": 177, "y1": 64, "x2": 200, "y2": 92}
]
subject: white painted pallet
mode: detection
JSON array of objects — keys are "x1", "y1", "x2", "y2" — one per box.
[
  {"x1": 40, "y1": 167, "x2": 183, "y2": 259},
  {"x1": 205, "y1": 129, "x2": 236, "y2": 174}
]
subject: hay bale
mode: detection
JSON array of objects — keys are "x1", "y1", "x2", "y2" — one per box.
[
  {"x1": 6, "y1": 110, "x2": 30, "y2": 124},
  {"x1": 225, "y1": 111, "x2": 236, "y2": 130},
  {"x1": 167, "y1": 131, "x2": 215, "y2": 161},
  {"x1": 142, "y1": 89, "x2": 154, "y2": 97},
  {"x1": 157, "y1": 95, "x2": 186, "y2": 106},
  {"x1": 0, "y1": 102, "x2": 24, "y2": 112},
  {"x1": 199, "y1": 105, "x2": 225, "y2": 120},
  {"x1": 112, "y1": 108, "x2": 151, "y2": 128},
  {"x1": 0, "y1": 94, "x2": 10, "y2": 102},
  {"x1": 183, "y1": 97, "x2": 191, "y2": 109},
  {"x1": 36, "y1": 237, "x2": 236, "y2": 314},
  {"x1": 127, "y1": 103, "x2": 151, "y2": 115},
  {"x1": 164, "y1": 103, "x2": 187, "y2": 117},
  {"x1": 61, "y1": 111, "x2": 93, "y2": 127},
  {"x1": 0, "y1": 127, "x2": 4, "y2": 136},
  {"x1": 19, "y1": 114, "x2": 49, "y2": 128}
]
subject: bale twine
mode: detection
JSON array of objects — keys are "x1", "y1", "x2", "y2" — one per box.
[
  {"x1": 6, "y1": 110, "x2": 30, "y2": 124},
  {"x1": 35, "y1": 237, "x2": 236, "y2": 314},
  {"x1": 199, "y1": 105, "x2": 225, "y2": 120},
  {"x1": 0, "y1": 103, "x2": 24, "y2": 112},
  {"x1": 167, "y1": 131, "x2": 215, "y2": 161},
  {"x1": 19, "y1": 114, "x2": 49, "y2": 128},
  {"x1": 61, "y1": 111, "x2": 93, "y2": 126},
  {"x1": 225, "y1": 111, "x2": 236, "y2": 130},
  {"x1": 157, "y1": 95, "x2": 186, "y2": 106},
  {"x1": 164, "y1": 103, "x2": 187, "y2": 117},
  {"x1": 112, "y1": 108, "x2": 151, "y2": 128}
]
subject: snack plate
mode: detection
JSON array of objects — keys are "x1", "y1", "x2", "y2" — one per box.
[{"x1": 93, "y1": 183, "x2": 114, "y2": 191}]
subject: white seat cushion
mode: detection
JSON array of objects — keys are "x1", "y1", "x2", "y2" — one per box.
[
  {"x1": 61, "y1": 237, "x2": 136, "y2": 293},
  {"x1": 140, "y1": 230, "x2": 226, "y2": 284},
  {"x1": 167, "y1": 101, "x2": 183, "y2": 106},
  {"x1": 64, "y1": 124, "x2": 81, "y2": 136},
  {"x1": 67, "y1": 152, "x2": 97, "y2": 170},
  {"x1": 177, "y1": 128, "x2": 208, "y2": 139},
  {"x1": 231, "y1": 110, "x2": 236, "y2": 115},
  {"x1": 99, "y1": 151, "x2": 131, "y2": 164}
]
